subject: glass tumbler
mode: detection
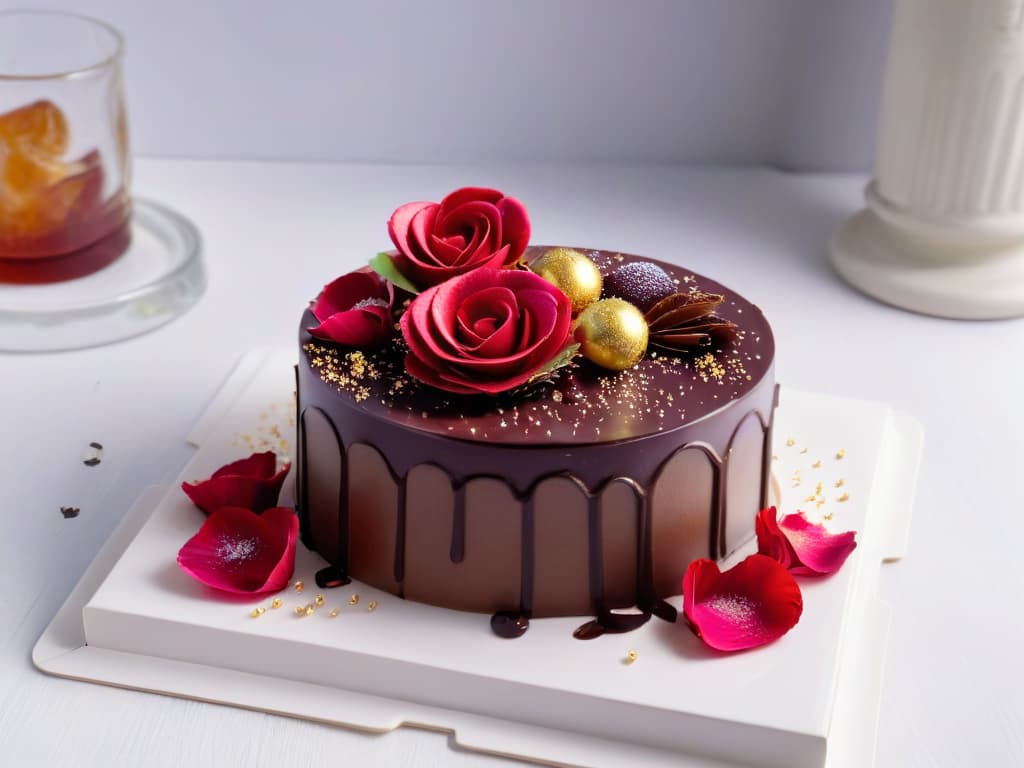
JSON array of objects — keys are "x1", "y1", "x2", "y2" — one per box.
[{"x1": 0, "y1": 10, "x2": 131, "y2": 284}]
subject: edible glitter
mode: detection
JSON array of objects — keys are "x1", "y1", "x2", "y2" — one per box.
[
  {"x1": 835, "y1": 449, "x2": 846, "y2": 460},
  {"x1": 271, "y1": 598, "x2": 283, "y2": 609},
  {"x1": 249, "y1": 607, "x2": 265, "y2": 618},
  {"x1": 349, "y1": 594, "x2": 360, "y2": 606},
  {"x1": 367, "y1": 600, "x2": 378, "y2": 612},
  {"x1": 625, "y1": 649, "x2": 638, "y2": 665},
  {"x1": 315, "y1": 594, "x2": 325, "y2": 607},
  {"x1": 294, "y1": 580, "x2": 304, "y2": 593},
  {"x1": 217, "y1": 536, "x2": 258, "y2": 563},
  {"x1": 329, "y1": 608, "x2": 340, "y2": 618},
  {"x1": 837, "y1": 492, "x2": 850, "y2": 502}
]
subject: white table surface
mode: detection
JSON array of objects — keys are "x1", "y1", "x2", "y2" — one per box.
[{"x1": 1, "y1": 159, "x2": 1021, "y2": 768}]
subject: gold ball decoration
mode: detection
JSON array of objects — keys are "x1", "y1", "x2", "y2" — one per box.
[
  {"x1": 530, "y1": 247, "x2": 603, "y2": 314},
  {"x1": 574, "y1": 298, "x2": 649, "y2": 371}
]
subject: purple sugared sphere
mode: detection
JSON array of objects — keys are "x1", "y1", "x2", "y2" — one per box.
[{"x1": 603, "y1": 261, "x2": 677, "y2": 311}]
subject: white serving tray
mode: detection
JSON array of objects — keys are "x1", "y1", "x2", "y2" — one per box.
[{"x1": 34, "y1": 348, "x2": 922, "y2": 768}]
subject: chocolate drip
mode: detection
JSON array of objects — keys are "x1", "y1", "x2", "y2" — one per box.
[
  {"x1": 586, "y1": 494, "x2": 602, "y2": 607},
  {"x1": 450, "y1": 483, "x2": 467, "y2": 563},
  {"x1": 315, "y1": 565, "x2": 351, "y2": 589},
  {"x1": 574, "y1": 609, "x2": 652, "y2": 640},
  {"x1": 520, "y1": 495, "x2": 535, "y2": 617},
  {"x1": 394, "y1": 476, "x2": 407, "y2": 583},
  {"x1": 490, "y1": 612, "x2": 530, "y2": 638}
]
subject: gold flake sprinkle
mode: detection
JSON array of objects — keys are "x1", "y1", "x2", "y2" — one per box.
[
  {"x1": 349, "y1": 594, "x2": 360, "y2": 606},
  {"x1": 837, "y1": 492, "x2": 850, "y2": 502},
  {"x1": 329, "y1": 608, "x2": 340, "y2": 618},
  {"x1": 835, "y1": 449, "x2": 846, "y2": 460},
  {"x1": 271, "y1": 598, "x2": 283, "y2": 609},
  {"x1": 625, "y1": 649, "x2": 638, "y2": 665},
  {"x1": 772, "y1": 454, "x2": 779, "y2": 461},
  {"x1": 816, "y1": 500, "x2": 826, "y2": 509},
  {"x1": 315, "y1": 593, "x2": 325, "y2": 607},
  {"x1": 249, "y1": 607, "x2": 266, "y2": 618},
  {"x1": 835, "y1": 478, "x2": 845, "y2": 488},
  {"x1": 367, "y1": 600, "x2": 378, "y2": 612},
  {"x1": 823, "y1": 512, "x2": 834, "y2": 521},
  {"x1": 811, "y1": 460, "x2": 821, "y2": 469},
  {"x1": 799, "y1": 447, "x2": 808, "y2": 455},
  {"x1": 804, "y1": 495, "x2": 817, "y2": 503},
  {"x1": 294, "y1": 580, "x2": 304, "y2": 593},
  {"x1": 294, "y1": 605, "x2": 306, "y2": 616},
  {"x1": 785, "y1": 438, "x2": 796, "y2": 447},
  {"x1": 304, "y1": 604, "x2": 315, "y2": 616}
]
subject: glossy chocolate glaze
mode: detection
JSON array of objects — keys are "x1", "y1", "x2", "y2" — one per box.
[{"x1": 296, "y1": 248, "x2": 777, "y2": 636}]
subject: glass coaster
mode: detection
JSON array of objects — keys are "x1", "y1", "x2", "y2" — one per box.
[{"x1": 0, "y1": 199, "x2": 205, "y2": 352}]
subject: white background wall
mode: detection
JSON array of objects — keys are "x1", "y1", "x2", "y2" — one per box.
[{"x1": 4, "y1": 0, "x2": 894, "y2": 170}]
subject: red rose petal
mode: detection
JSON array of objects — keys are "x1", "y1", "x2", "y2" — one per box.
[
  {"x1": 312, "y1": 270, "x2": 389, "y2": 320},
  {"x1": 682, "y1": 554, "x2": 803, "y2": 652},
  {"x1": 177, "y1": 506, "x2": 298, "y2": 594},
  {"x1": 495, "y1": 195, "x2": 530, "y2": 264},
  {"x1": 388, "y1": 200, "x2": 433, "y2": 262},
  {"x1": 309, "y1": 306, "x2": 392, "y2": 347},
  {"x1": 181, "y1": 451, "x2": 290, "y2": 515},
  {"x1": 755, "y1": 506, "x2": 798, "y2": 569}
]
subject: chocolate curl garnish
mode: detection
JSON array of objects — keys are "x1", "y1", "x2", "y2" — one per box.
[{"x1": 644, "y1": 291, "x2": 739, "y2": 351}]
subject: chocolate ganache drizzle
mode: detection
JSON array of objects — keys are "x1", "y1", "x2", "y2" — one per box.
[{"x1": 296, "y1": 247, "x2": 777, "y2": 638}]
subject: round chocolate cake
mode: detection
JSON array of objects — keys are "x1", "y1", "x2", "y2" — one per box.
[{"x1": 296, "y1": 245, "x2": 776, "y2": 637}]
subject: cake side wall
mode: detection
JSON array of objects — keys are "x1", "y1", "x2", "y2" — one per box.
[{"x1": 296, "y1": 360, "x2": 776, "y2": 618}]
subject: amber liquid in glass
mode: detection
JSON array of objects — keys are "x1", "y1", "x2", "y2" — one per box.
[{"x1": 0, "y1": 99, "x2": 130, "y2": 284}]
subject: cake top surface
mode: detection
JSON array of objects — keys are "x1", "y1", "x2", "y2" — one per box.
[{"x1": 300, "y1": 246, "x2": 774, "y2": 446}]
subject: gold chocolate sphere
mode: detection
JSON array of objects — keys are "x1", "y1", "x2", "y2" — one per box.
[
  {"x1": 530, "y1": 247, "x2": 603, "y2": 314},
  {"x1": 574, "y1": 298, "x2": 649, "y2": 371}
]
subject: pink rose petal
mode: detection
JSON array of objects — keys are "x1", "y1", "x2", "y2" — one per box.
[
  {"x1": 682, "y1": 554, "x2": 803, "y2": 652},
  {"x1": 182, "y1": 451, "x2": 290, "y2": 515},
  {"x1": 177, "y1": 506, "x2": 298, "y2": 594},
  {"x1": 757, "y1": 507, "x2": 857, "y2": 575}
]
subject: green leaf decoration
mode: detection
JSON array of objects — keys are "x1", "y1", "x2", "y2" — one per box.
[
  {"x1": 369, "y1": 252, "x2": 421, "y2": 295},
  {"x1": 528, "y1": 343, "x2": 580, "y2": 385}
]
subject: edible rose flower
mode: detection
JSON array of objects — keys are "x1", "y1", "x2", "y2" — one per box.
[
  {"x1": 177, "y1": 506, "x2": 298, "y2": 594},
  {"x1": 387, "y1": 186, "x2": 530, "y2": 288},
  {"x1": 756, "y1": 506, "x2": 857, "y2": 575},
  {"x1": 682, "y1": 554, "x2": 803, "y2": 652},
  {"x1": 400, "y1": 267, "x2": 575, "y2": 395},
  {"x1": 308, "y1": 269, "x2": 394, "y2": 347},
  {"x1": 182, "y1": 451, "x2": 289, "y2": 515}
]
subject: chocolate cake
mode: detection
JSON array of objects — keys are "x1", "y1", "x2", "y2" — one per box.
[{"x1": 295, "y1": 245, "x2": 776, "y2": 638}]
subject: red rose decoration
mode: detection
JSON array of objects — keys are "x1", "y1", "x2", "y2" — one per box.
[
  {"x1": 682, "y1": 554, "x2": 803, "y2": 652},
  {"x1": 401, "y1": 268, "x2": 575, "y2": 395},
  {"x1": 309, "y1": 269, "x2": 394, "y2": 347},
  {"x1": 182, "y1": 451, "x2": 289, "y2": 515},
  {"x1": 756, "y1": 507, "x2": 857, "y2": 575},
  {"x1": 177, "y1": 506, "x2": 298, "y2": 594},
  {"x1": 387, "y1": 186, "x2": 530, "y2": 288}
]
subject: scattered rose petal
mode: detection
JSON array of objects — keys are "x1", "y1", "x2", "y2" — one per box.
[
  {"x1": 181, "y1": 451, "x2": 289, "y2": 515},
  {"x1": 756, "y1": 506, "x2": 857, "y2": 575},
  {"x1": 682, "y1": 554, "x2": 803, "y2": 652},
  {"x1": 177, "y1": 506, "x2": 298, "y2": 594}
]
